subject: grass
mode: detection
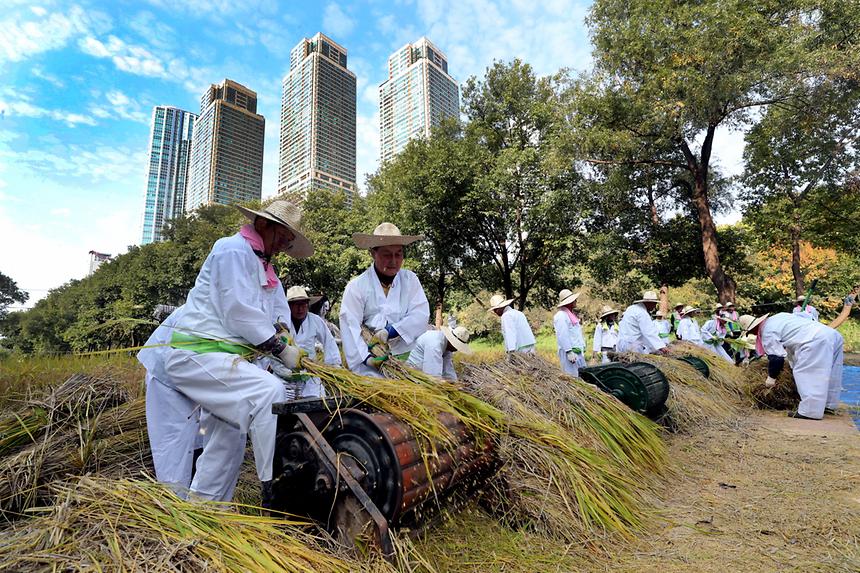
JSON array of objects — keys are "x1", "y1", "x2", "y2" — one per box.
[{"x1": 836, "y1": 317, "x2": 860, "y2": 353}]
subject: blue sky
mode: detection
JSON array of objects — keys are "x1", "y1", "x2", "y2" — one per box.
[{"x1": 1, "y1": 0, "x2": 743, "y2": 310}]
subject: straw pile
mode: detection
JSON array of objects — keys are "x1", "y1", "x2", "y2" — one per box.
[
  {"x1": 0, "y1": 477, "x2": 374, "y2": 573},
  {"x1": 664, "y1": 343, "x2": 747, "y2": 397},
  {"x1": 741, "y1": 359, "x2": 800, "y2": 410},
  {"x1": 611, "y1": 352, "x2": 739, "y2": 432}
]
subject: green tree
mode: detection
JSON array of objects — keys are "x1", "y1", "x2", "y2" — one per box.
[
  {"x1": 567, "y1": 0, "x2": 859, "y2": 302},
  {"x1": 0, "y1": 271, "x2": 28, "y2": 319}
]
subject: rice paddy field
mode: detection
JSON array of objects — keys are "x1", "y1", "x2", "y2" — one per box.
[{"x1": 0, "y1": 343, "x2": 857, "y2": 572}]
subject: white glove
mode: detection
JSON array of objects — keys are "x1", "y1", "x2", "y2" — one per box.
[
  {"x1": 565, "y1": 350, "x2": 579, "y2": 362},
  {"x1": 373, "y1": 328, "x2": 389, "y2": 344},
  {"x1": 764, "y1": 376, "x2": 777, "y2": 388},
  {"x1": 277, "y1": 344, "x2": 302, "y2": 370}
]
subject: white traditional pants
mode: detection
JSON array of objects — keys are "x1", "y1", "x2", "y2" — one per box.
[
  {"x1": 793, "y1": 329, "x2": 844, "y2": 419},
  {"x1": 557, "y1": 349, "x2": 586, "y2": 376},
  {"x1": 163, "y1": 349, "x2": 286, "y2": 496},
  {"x1": 144, "y1": 375, "x2": 199, "y2": 497}
]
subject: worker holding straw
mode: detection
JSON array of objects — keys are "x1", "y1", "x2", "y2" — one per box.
[
  {"x1": 407, "y1": 326, "x2": 473, "y2": 380},
  {"x1": 592, "y1": 305, "x2": 620, "y2": 365},
  {"x1": 160, "y1": 200, "x2": 311, "y2": 505},
  {"x1": 281, "y1": 286, "x2": 342, "y2": 397},
  {"x1": 553, "y1": 289, "x2": 587, "y2": 374},
  {"x1": 340, "y1": 223, "x2": 430, "y2": 377},
  {"x1": 489, "y1": 294, "x2": 537, "y2": 353},
  {"x1": 617, "y1": 290, "x2": 667, "y2": 354}
]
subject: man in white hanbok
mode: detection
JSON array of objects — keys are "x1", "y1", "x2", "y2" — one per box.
[
  {"x1": 793, "y1": 295, "x2": 820, "y2": 321},
  {"x1": 552, "y1": 289, "x2": 587, "y2": 375},
  {"x1": 676, "y1": 306, "x2": 706, "y2": 348},
  {"x1": 408, "y1": 326, "x2": 473, "y2": 380},
  {"x1": 160, "y1": 201, "x2": 310, "y2": 504},
  {"x1": 740, "y1": 313, "x2": 843, "y2": 420},
  {"x1": 340, "y1": 223, "x2": 430, "y2": 377},
  {"x1": 653, "y1": 309, "x2": 672, "y2": 342},
  {"x1": 592, "y1": 305, "x2": 620, "y2": 365},
  {"x1": 490, "y1": 294, "x2": 536, "y2": 353},
  {"x1": 617, "y1": 291, "x2": 668, "y2": 354},
  {"x1": 284, "y1": 286, "x2": 342, "y2": 397},
  {"x1": 701, "y1": 311, "x2": 734, "y2": 363}
]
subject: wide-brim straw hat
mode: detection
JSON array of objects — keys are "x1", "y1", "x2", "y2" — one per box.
[
  {"x1": 285, "y1": 286, "x2": 322, "y2": 305},
  {"x1": 442, "y1": 326, "x2": 473, "y2": 354},
  {"x1": 489, "y1": 294, "x2": 515, "y2": 311},
  {"x1": 795, "y1": 295, "x2": 807, "y2": 303},
  {"x1": 353, "y1": 222, "x2": 424, "y2": 249},
  {"x1": 557, "y1": 289, "x2": 580, "y2": 308},
  {"x1": 236, "y1": 200, "x2": 313, "y2": 259},
  {"x1": 725, "y1": 301, "x2": 735, "y2": 308},
  {"x1": 714, "y1": 303, "x2": 723, "y2": 310},
  {"x1": 599, "y1": 305, "x2": 620, "y2": 318},
  {"x1": 655, "y1": 309, "x2": 666, "y2": 318},
  {"x1": 739, "y1": 313, "x2": 769, "y2": 334},
  {"x1": 673, "y1": 302, "x2": 685, "y2": 309},
  {"x1": 681, "y1": 305, "x2": 700, "y2": 316},
  {"x1": 635, "y1": 290, "x2": 660, "y2": 304}
]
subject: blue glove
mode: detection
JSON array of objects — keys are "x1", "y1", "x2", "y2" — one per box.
[{"x1": 385, "y1": 325, "x2": 399, "y2": 340}]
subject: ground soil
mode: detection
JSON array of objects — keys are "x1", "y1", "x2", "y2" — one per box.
[{"x1": 422, "y1": 411, "x2": 860, "y2": 572}]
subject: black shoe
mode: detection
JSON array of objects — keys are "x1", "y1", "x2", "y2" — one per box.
[
  {"x1": 823, "y1": 408, "x2": 839, "y2": 416},
  {"x1": 261, "y1": 480, "x2": 274, "y2": 511},
  {"x1": 787, "y1": 411, "x2": 818, "y2": 420}
]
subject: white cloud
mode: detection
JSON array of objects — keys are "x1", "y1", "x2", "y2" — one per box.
[
  {"x1": 128, "y1": 11, "x2": 176, "y2": 51},
  {"x1": 323, "y1": 3, "x2": 356, "y2": 38},
  {"x1": 356, "y1": 112, "x2": 381, "y2": 191},
  {"x1": 50, "y1": 207, "x2": 71, "y2": 217},
  {"x1": 79, "y1": 35, "x2": 168, "y2": 77},
  {"x1": 1, "y1": 5, "x2": 110, "y2": 63},
  {"x1": 0, "y1": 144, "x2": 146, "y2": 182},
  {"x1": 0, "y1": 96, "x2": 97, "y2": 126},
  {"x1": 31, "y1": 66, "x2": 65, "y2": 88}
]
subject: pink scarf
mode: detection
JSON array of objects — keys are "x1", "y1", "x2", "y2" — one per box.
[
  {"x1": 561, "y1": 306, "x2": 580, "y2": 326},
  {"x1": 239, "y1": 224, "x2": 278, "y2": 289},
  {"x1": 714, "y1": 316, "x2": 726, "y2": 335},
  {"x1": 754, "y1": 318, "x2": 766, "y2": 356}
]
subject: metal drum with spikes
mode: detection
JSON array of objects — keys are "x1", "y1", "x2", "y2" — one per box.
[
  {"x1": 677, "y1": 355, "x2": 710, "y2": 378},
  {"x1": 579, "y1": 361, "x2": 670, "y2": 417}
]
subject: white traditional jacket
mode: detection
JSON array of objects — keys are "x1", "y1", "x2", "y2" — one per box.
[
  {"x1": 339, "y1": 265, "x2": 430, "y2": 376},
  {"x1": 792, "y1": 304, "x2": 820, "y2": 321},
  {"x1": 654, "y1": 319, "x2": 672, "y2": 339},
  {"x1": 592, "y1": 321, "x2": 619, "y2": 352},
  {"x1": 617, "y1": 303, "x2": 666, "y2": 354},
  {"x1": 407, "y1": 330, "x2": 457, "y2": 380},
  {"x1": 701, "y1": 318, "x2": 734, "y2": 363},
  {"x1": 501, "y1": 307, "x2": 537, "y2": 352},
  {"x1": 677, "y1": 317, "x2": 705, "y2": 345},
  {"x1": 172, "y1": 233, "x2": 290, "y2": 346},
  {"x1": 289, "y1": 314, "x2": 341, "y2": 366}
]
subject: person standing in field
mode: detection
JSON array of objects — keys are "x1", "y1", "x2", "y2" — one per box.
[
  {"x1": 160, "y1": 200, "x2": 310, "y2": 505},
  {"x1": 339, "y1": 223, "x2": 430, "y2": 377},
  {"x1": 592, "y1": 305, "x2": 620, "y2": 365},
  {"x1": 489, "y1": 294, "x2": 536, "y2": 353},
  {"x1": 407, "y1": 326, "x2": 473, "y2": 380},
  {"x1": 740, "y1": 312, "x2": 843, "y2": 420},
  {"x1": 553, "y1": 289, "x2": 587, "y2": 374},
  {"x1": 282, "y1": 286, "x2": 342, "y2": 398},
  {"x1": 653, "y1": 309, "x2": 672, "y2": 341},
  {"x1": 701, "y1": 309, "x2": 734, "y2": 364},
  {"x1": 617, "y1": 291, "x2": 668, "y2": 354}
]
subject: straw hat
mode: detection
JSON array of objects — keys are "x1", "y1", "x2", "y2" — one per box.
[
  {"x1": 673, "y1": 301, "x2": 685, "y2": 309},
  {"x1": 489, "y1": 294, "x2": 515, "y2": 311},
  {"x1": 795, "y1": 295, "x2": 807, "y2": 303},
  {"x1": 635, "y1": 290, "x2": 660, "y2": 304},
  {"x1": 681, "y1": 305, "x2": 699, "y2": 316},
  {"x1": 738, "y1": 313, "x2": 769, "y2": 334},
  {"x1": 599, "y1": 305, "x2": 620, "y2": 319},
  {"x1": 353, "y1": 222, "x2": 424, "y2": 249},
  {"x1": 235, "y1": 200, "x2": 313, "y2": 258},
  {"x1": 655, "y1": 309, "x2": 666, "y2": 318},
  {"x1": 714, "y1": 303, "x2": 723, "y2": 311},
  {"x1": 725, "y1": 301, "x2": 735, "y2": 308},
  {"x1": 442, "y1": 326, "x2": 473, "y2": 354},
  {"x1": 556, "y1": 289, "x2": 580, "y2": 308}
]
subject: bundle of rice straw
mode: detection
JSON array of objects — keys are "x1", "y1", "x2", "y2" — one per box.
[
  {"x1": 0, "y1": 374, "x2": 129, "y2": 457},
  {"x1": 664, "y1": 342, "x2": 747, "y2": 397},
  {"x1": 741, "y1": 359, "x2": 800, "y2": 410},
  {"x1": 0, "y1": 476, "x2": 378, "y2": 573},
  {"x1": 612, "y1": 352, "x2": 738, "y2": 432},
  {"x1": 0, "y1": 397, "x2": 149, "y2": 519}
]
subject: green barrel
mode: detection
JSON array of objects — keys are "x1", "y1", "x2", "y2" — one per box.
[
  {"x1": 579, "y1": 361, "x2": 670, "y2": 416},
  {"x1": 677, "y1": 355, "x2": 710, "y2": 379}
]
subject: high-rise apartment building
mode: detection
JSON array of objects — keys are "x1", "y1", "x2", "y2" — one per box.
[
  {"x1": 139, "y1": 106, "x2": 196, "y2": 244},
  {"x1": 185, "y1": 79, "x2": 265, "y2": 213},
  {"x1": 379, "y1": 38, "x2": 459, "y2": 164},
  {"x1": 277, "y1": 33, "x2": 356, "y2": 201}
]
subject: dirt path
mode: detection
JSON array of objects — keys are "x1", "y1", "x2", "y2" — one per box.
[
  {"x1": 421, "y1": 412, "x2": 859, "y2": 572},
  {"x1": 605, "y1": 411, "x2": 860, "y2": 572}
]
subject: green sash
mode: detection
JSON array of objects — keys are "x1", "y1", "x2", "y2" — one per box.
[{"x1": 170, "y1": 331, "x2": 254, "y2": 357}]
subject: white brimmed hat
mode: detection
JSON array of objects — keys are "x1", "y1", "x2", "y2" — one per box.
[
  {"x1": 599, "y1": 305, "x2": 620, "y2": 318},
  {"x1": 738, "y1": 313, "x2": 769, "y2": 334},
  {"x1": 655, "y1": 309, "x2": 666, "y2": 318},
  {"x1": 795, "y1": 295, "x2": 807, "y2": 303},
  {"x1": 489, "y1": 294, "x2": 515, "y2": 311},
  {"x1": 353, "y1": 222, "x2": 424, "y2": 249},
  {"x1": 725, "y1": 301, "x2": 735, "y2": 308},
  {"x1": 714, "y1": 303, "x2": 723, "y2": 310},
  {"x1": 673, "y1": 301, "x2": 685, "y2": 309},
  {"x1": 681, "y1": 305, "x2": 700, "y2": 316},
  {"x1": 236, "y1": 200, "x2": 313, "y2": 258},
  {"x1": 286, "y1": 286, "x2": 323, "y2": 305},
  {"x1": 635, "y1": 290, "x2": 660, "y2": 304},
  {"x1": 557, "y1": 289, "x2": 580, "y2": 308},
  {"x1": 442, "y1": 326, "x2": 473, "y2": 354}
]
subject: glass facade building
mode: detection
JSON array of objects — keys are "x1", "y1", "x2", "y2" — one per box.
[
  {"x1": 379, "y1": 38, "x2": 459, "y2": 164},
  {"x1": 277, "y1": 33, "x2": 356, "y2": 202},
  {"x1": 185, "y1": 79, "x2": 265, "y2": 213},
  {"x1": 140, "y1": 106, "x2": 196, "y2": 244}
]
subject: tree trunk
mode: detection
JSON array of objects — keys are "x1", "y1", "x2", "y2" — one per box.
[
  {"x1": 790, "y1": 217, "x2": 804, "y2": 297},
  {"x1": 435, "y1": 270, "x2": 445, "y2": 328},
  {"x1": 691, "y1": 173, "x2": 736, "y2": 302},
  {"x1": 659, "y1": 284, "x2": 669, "y2": 315}
]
